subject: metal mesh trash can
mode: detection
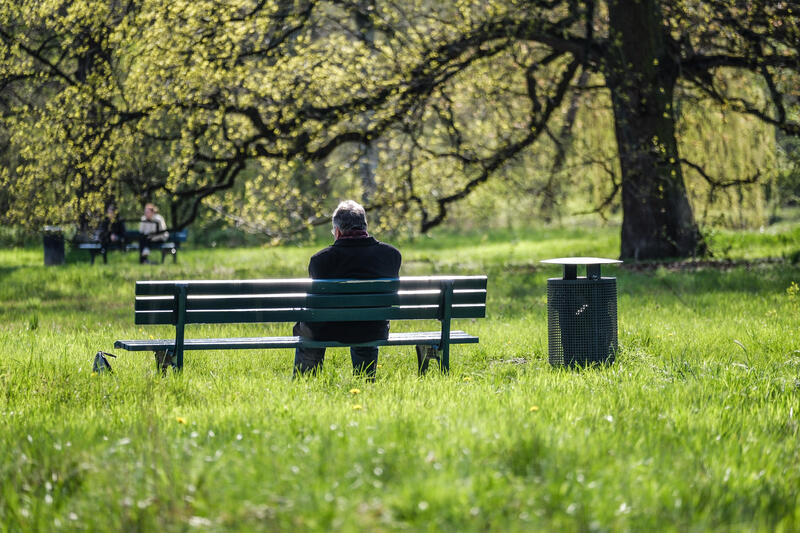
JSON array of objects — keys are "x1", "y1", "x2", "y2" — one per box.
[
  {"x1": 43, "y1": 226, "x2": 65, "y2": 266},
  {"x1": 541, "y1": 257, "x2": 621, "y2": 367}
]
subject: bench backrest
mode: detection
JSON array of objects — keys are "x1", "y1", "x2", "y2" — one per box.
[
  {"x1": 170, "y1": 230, "x2": 188, "y2": 243},
  {"x1": 134, "y1": 276, "x2": 487, "y2": 326},
  {"x1": 124, "y1": 229, "x2": 188, "y2": 242}
]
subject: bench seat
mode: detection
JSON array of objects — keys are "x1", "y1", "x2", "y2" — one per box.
[{"x1": 115, "y1": 330, "x2": 478, "y2": 352}]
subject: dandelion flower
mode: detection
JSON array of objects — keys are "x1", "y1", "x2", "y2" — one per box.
[
  {"x1": 529, "y1": 405, "x2": 539, "y2": 412},
  {"x1": 349, "y1": 388, "x2": 361, "y2": 395},
  {"x1": 91, "y1": 372, "x2": 98, "y2": 377},
  {"x1": 463, "y1": 376, "x2": 472, "y2": 382},
  {"x1": 176, "y1": 417, "x2": 187, "y2": 424},
  {"x1": 352, "y1": 404, "x2": 363, "y2": 410}
]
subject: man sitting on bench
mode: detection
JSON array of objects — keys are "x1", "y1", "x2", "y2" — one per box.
[{"x1": 293, "y1": 200, "x2": 402, "y2": 380}]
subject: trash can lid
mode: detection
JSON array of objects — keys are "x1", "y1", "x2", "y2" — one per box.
[
  {"x1": 541, "y1": 257, "x2": 622, "y2": 265},
  {"x1": 541, "y1": 257, "x2": 622, "y2": 280}
]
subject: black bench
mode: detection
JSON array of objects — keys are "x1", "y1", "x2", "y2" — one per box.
[
  {"x1": 79, "y1": 230, "x2": 188, "y2": 264},
  {"x1": 114, "y1": 276, "x2": 488, "y2": 373}
]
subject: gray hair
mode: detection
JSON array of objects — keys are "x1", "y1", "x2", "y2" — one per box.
[{"x1": 332, "y1": 200, "x2": 367, "y2": 232}]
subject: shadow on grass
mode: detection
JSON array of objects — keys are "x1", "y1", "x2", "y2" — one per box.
[{"x1": 0, "y1": 266, "x2": 23, "y2": 280}]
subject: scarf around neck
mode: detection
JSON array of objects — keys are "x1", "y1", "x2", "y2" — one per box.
[{"x1": 337, "y1": 229, "x2": 370, "y2": 240}]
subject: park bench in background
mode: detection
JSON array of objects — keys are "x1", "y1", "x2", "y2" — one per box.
[
  {"x1": 114, "y1": 276, "x2": 488, "y2": 374},
  {"x1": 79, "y1": 229, "x2": 188, "y2": 264}
]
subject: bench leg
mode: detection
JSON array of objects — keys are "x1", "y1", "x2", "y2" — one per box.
[
  {"x1": 154, "y1": 349, "x2": 177, "y2": 374},
  {"x1": 160, "y1": 248, "x2": 177, "y2": 264},
  {"x1": 415, "y1": 345, "x2": 440, "y2": 375}
]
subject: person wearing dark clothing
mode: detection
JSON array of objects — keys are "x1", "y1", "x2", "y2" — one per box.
[
  {"x1": 98, "y1": 205, "x2": 127, "y2": 248},
  {"x1": 293, "y1": 200, "x2": 402, "y2": 379}
]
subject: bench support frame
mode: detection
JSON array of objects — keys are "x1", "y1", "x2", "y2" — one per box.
[
  {"x1": 163, "y1": 281, "x2": 457, "y2": 373},
  {"x1": 175, "y1": 284, "x2": 188, "y2": 370},
  {"x1": 438, "y1": 280, "x2": 454, "y2": 373}
]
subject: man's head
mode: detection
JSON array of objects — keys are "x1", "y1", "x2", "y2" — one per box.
[
  {"x1": 144, "y1": 203, "x2": 157, "y2": 220},
  {"x1": 332, "y1": 200, "x2": 367, "y2": 237}
]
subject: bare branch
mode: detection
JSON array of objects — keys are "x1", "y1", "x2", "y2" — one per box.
[
  {"x1": 420, "y1": 57, "x2": 582, "y2": 232},
  {"x1": 680, "y1": 158, "x2": 761, "y2": 189}
]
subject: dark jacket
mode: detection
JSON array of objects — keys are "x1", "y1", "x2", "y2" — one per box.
[
  {"x1": 98, "y1": 217, "x2": 127, "y2": 246},
  {"x1": 306, "y1": 236, "x2": 401, "y2": 343}
]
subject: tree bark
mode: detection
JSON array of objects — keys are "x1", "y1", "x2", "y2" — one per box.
[{"x1": 607, "y1": 0, "x2": 705, "y2": 260}]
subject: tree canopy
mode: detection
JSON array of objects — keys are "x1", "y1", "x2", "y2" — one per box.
[{"x1": 1, "y1": 0, "x2": 798, "y2": 258}]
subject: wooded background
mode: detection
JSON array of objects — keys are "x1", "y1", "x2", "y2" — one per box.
[{"x1": 1, "y1": 0, "x2": 798, "y2": 258}]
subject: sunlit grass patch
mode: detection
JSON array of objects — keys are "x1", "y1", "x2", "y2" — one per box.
[{"x1": 0, "y1": 225, "x2": 799, "y2": 530}]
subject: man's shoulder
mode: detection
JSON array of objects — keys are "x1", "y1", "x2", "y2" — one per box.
[
  {"x1": 310, "y1": 245, "x2": 336, "y2": 261},
  {"x1": 374, "y1": 240, "x2": 401, "y2": 257},
  {"x1": 309, "y1": 245, "x2": 339, "y2": 272},
  {"x1": 311, "y1": 238, "x2": 400, "y2": 260}
]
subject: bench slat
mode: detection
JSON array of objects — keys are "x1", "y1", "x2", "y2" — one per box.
[
  {"x1": 135, "y1": 276, "x2": 487, "y2": 296},
  {"x1": 135, "y1": 289, "x2": 487, "y2": 311},
  {"x1": 115, "y1": 330, "x2": 479, "y2": 351},
  {"x1": 134, "y1": 303, "x2": 486, "y2": 325}
]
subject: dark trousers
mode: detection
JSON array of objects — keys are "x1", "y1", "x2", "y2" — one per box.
[
  {"x1": 139, "y1": 234, "x2": 164, "y2": 262},
  {"x1": 101, "y1": 234, "x2": 125, "y2": 250},
  {"x1": 292, "y1": 322, "x2": 379, "y2": 379}
]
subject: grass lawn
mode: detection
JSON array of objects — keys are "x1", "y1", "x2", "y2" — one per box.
[{"x1": 1, "y1": 225, "x2": 799, "y2": 531}]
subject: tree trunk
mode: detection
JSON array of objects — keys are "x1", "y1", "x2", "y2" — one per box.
[
  {"x1": 354, "y1": 0, "x2": 378, "y2": 203},
  {"x1": 607, "y1": 0, "x2": 705, "y2": 260}
]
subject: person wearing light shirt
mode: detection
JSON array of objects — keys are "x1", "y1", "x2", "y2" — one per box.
[{"x1": 138, "y1": 203, "x2": 168, "y2": 264}]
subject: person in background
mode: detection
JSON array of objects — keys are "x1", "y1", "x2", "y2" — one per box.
[
  {"x1": 293, "y1": 200, "x2": 402, "y2": 380},
  {"x1": 98, "y1": 204, "x2": 126, "y2": 249},
  {"x1": 138, "y1": 203, "x2": 168, "y2": 264}
]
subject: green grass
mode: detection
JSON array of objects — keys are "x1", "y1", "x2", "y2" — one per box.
[{"x1": 1, "y1": 226, "x2": 799, "y2": 531}]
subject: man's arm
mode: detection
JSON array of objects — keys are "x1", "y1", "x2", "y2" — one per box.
[{"x1": 150, "y1": 216, "x2": 169, "y2": 242}]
